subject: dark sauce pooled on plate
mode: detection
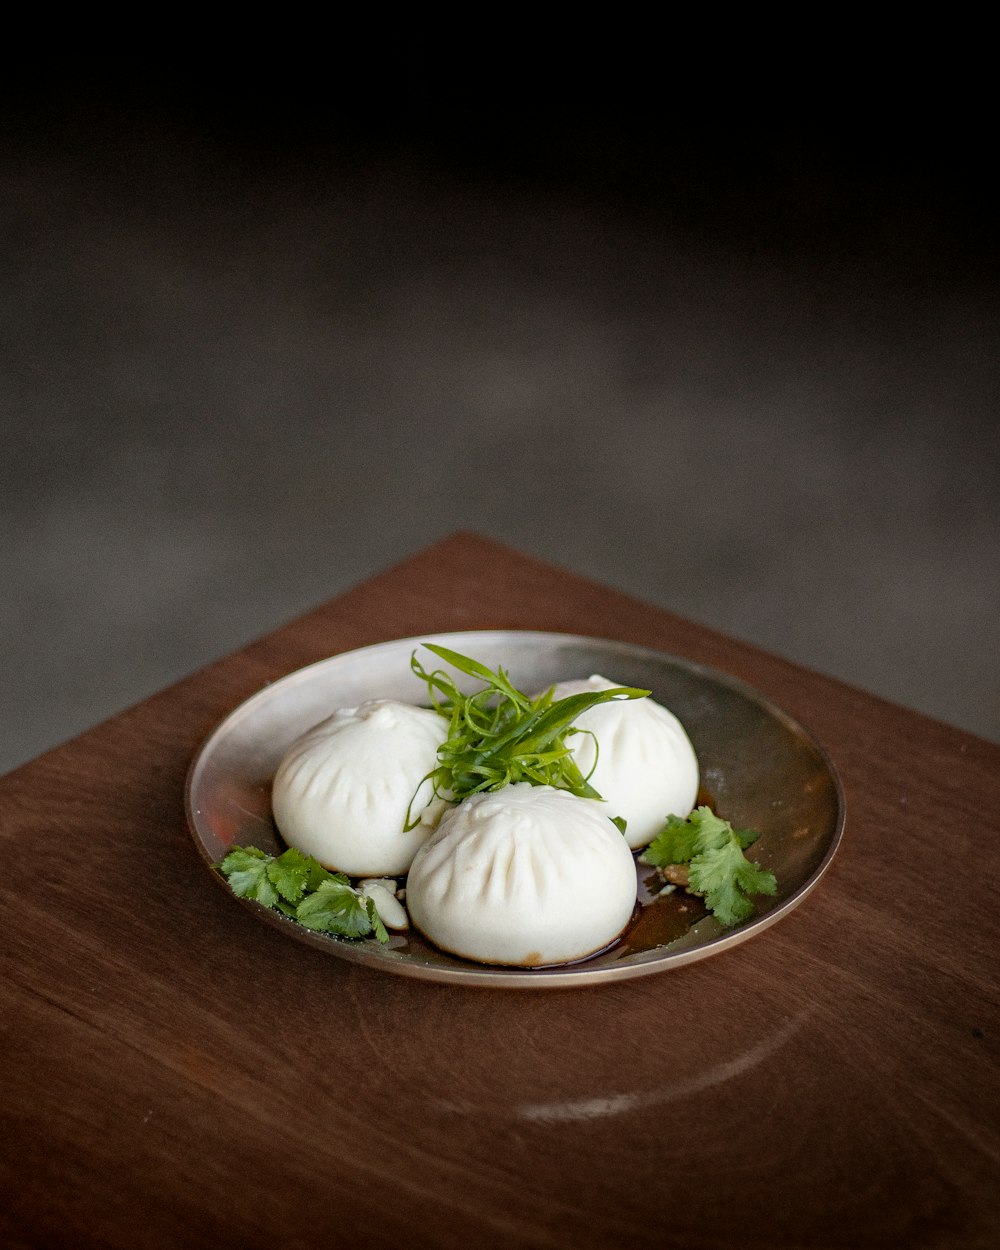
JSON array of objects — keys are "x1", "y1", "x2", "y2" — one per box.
[{"x1": 379, "y1": 860, "x2": 708, "y2": 970}]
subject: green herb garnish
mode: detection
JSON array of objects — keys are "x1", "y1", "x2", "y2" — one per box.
[
  {"x1": 406, "y1": 643, "x2": 649, "y2": 828},
  {"x1": 216, "y1": 846, "x2": 389, "y2": 943},
  {"x1": 641, "y1": 806, "x2": 777, "y2": 928}
]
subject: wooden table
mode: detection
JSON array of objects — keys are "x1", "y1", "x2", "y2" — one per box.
[{"x1": 3, "y1": 532, "x2": 998, "y2": 1249}]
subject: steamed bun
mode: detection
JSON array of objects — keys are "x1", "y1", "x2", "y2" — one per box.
[
  {"x1": 271, "y1": 699, "x2": 448, "y2": 876},
  {"x1": 548, "y1": 674, "x2": 698, "y2": 850},
  {"x1": 406, "y1": 782, "x2": 638, "y2": 967}
]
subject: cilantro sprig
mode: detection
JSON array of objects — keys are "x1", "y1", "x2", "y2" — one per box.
[
  {"x1": 216, "y1": 846, "x2": 389, "y2": 943},
  {"x1": 641, "y1": 806, "x2": 777, "y2": 928},
  {"x1": 406, "y1": 644, "x2": 650, "y2": 828}
]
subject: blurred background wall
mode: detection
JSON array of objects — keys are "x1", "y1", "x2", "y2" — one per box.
[{"x1": 2, "y1": 33, "x2": 997, "y2": 774}]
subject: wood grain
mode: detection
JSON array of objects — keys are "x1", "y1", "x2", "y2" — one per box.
[{"x1": 2, "y1": 532, "x2": 997, "y2": 1249}]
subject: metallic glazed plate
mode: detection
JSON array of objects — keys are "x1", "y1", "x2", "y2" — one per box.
[{"x1": 185, "y1": 631, "x2": 845, "y2": 987}]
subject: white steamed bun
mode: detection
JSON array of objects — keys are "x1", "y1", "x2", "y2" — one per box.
[
  {"x1": 548, "y1": 674, "x2": 698, "y2": 850},
  {"x1": 271, "y1": 699, "x2": 448, "y2": 876},
  {"x1": 405, "y1": 782, "x2": 638, "y2": 967}
]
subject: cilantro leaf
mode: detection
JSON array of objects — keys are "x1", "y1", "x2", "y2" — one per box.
[
  {"x1": 218, "y1": 847, "x2": 279, "y2": 908},
  {"x1": 296, "y1": 879, "x2": 376, "y2": 938},
  {"x1": 642, "y1": 812, "x2": 703, "y2": 867},
  {"x1": 215, "y1": 846, "x2": 390, "y2": 943},
  {"x1": 266, "y1": 846, "x2": 336, "y2": 903},
  {"x1": 735, "y1": 827, "x2": 761, "y2": 850},
  {"x1": 365, "y1": 896, "x2": 390, "y2": 945},
  {"x1": 688, "y1": 840, "x2": 777, "y2": 927},
  {"x1": 640, "y1": 806, "x2": 777, "y2": 928}
]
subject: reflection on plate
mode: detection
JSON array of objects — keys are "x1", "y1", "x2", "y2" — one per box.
[{"x1": 185, "y1": 631, "x2": 844, "y2": 987}]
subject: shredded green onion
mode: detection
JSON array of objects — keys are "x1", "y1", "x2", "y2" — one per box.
[{"x1": 405, "y1": 643, "x2": 649, "y2": 829}]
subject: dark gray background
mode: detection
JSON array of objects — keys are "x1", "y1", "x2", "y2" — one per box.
[{"x1": 3, "y1": 42, "x2": 997, "y2": 774}]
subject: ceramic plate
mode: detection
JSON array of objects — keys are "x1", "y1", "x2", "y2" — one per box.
[{"x1": 185, "y1": 631, "x2": 844, "y2": 986}]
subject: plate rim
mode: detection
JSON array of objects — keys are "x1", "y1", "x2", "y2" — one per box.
[{"x1": 185, "y1": 629, "x2": 846, "y2": 987}]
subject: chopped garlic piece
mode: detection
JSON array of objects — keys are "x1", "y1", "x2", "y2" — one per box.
[{"x1": 358, "y1": 879, "x2": 409, "y2": 930}]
